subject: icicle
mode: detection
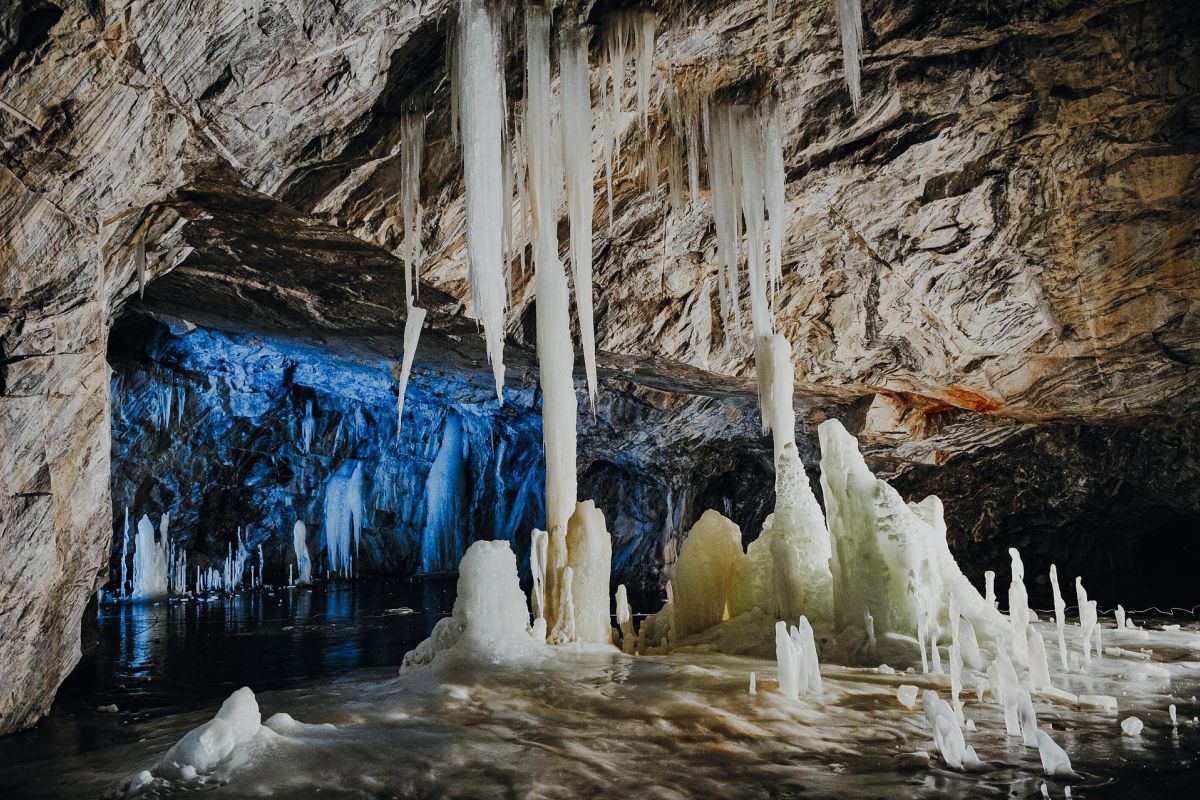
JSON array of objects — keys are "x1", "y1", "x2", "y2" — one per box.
[
  {"x1": 399, "y1": 113, "x2": 426, "y2": 304},
  {"x1": 455, "y1": 0, "x2": 508, "y2": 402},
  {"x1": 832, "y1": 0, "x2": 864, "y2": 112},
  {"x1": 302, "y1": 399, "x2": 315, "y2": 452},
  {"x1": 763, "y1": 106, "x2": 786, "y2": 300},
  {"x1": 559, "y1": 21, "x2": 599, "y2": 413},
  {"x1": 396, "y1": 306, "x2": 426, "y2": 434},
  {"x1": 134, "y1": 236, "x2": 147, "y2": 299}
]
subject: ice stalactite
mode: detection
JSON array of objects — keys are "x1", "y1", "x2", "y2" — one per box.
[
  {"x1": 454, "y1": 0, "x2": 509, "y2": 402},
  {"x1": 130, "y1": 514, "x2": 169, "y2": 601},
  {"x1": 396, "y1": 305, "x2": 426, "y2": 434},
  {"x1": 396, "y1": 112, "x2": 428, "y2": 433},
  {"x1": 293, "y1": 520, "x2": 312, "y2": 585},
  {"x1": 119, "y1": 506, "x2": 130, "y2": 597},
  {"x1": 559, "y1": 21, "x2": 599, "y2": 413},
  {"x1": 832, "y1": 0, "x2": 864, "y2": 112},
  {"x1": 599, "y1": 8, "x2": 658, "y2": 223},
  {"x1": 398, "y1": 113, "x2": 425, "y2": 305},
  {"x1": 524, "y1": 4, "x2": 579, "y2": 639},
  {"x1": 819, "y1": 419, "x2": 1005, "y2": 658},
  {"x1": 322, "y1": 460, "x2": 366, "y2": 578},
  {"x1": 420, "y1": 414, "x2": 468, "y2": 573},
  {"x1": 301, "y1": 399, "x2": 315, "y2": 452}
]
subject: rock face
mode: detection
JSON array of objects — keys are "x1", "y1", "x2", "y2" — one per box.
[{"x1": 2, "y1": 0, "x2": 1197, "y2": 733}]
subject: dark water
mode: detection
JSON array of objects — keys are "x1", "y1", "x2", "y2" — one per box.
[{"x1": 0, "y1": 578, "x2": 454, "y2": 798}]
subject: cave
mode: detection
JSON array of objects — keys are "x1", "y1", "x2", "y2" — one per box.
[{"x1": 2, "y1": 0, "x2": 1199, "y2": 797}]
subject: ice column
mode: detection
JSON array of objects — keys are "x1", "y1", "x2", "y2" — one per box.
[
  {"x1": 1049, "y1": 565, "x2": 1069, "y2": 670},
  {"x1": 562, "y1": 500, "x2": 613, "y2": 645},
  {"x1": 454, "y1": 0, "x2": 509, "y2": 401},
  {"x1": 672, "y1": 510, "x2": 745, "y2": 638},
  {"x1": 525, "y1": 5, "x2": 579, "y2": 637}
]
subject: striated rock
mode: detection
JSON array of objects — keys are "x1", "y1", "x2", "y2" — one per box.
[{"x1": 2, "y1": 0, "x2": 1197, "y2": 734}]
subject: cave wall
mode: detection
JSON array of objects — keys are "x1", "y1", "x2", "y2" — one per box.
[{"x1": 2, "y1": 0, "x2": 1197, "y2": 734}]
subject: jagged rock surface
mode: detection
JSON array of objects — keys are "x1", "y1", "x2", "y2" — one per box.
[{"x1": 2, "y1": 0, "x2": 1198, "y2": 734}]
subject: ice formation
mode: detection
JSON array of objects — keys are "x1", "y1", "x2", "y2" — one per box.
[
  {"x1": 420, "y1": 414, "x2": 467, "y2": 573},
  {"x1": 454, "y1": 0, "x2": 508, "y2": 401},
  {"x1": 599, "y1": 8, "x2": 658, "y2": 218},
  {"x1": 396, "y1": 305, "x2": 426, "y2": 434},
  {"x1": 293, "y1": 520, "x2": 312, "y2": 585},
  {"x1": 672, "y1": 510, "x2": 745, "y2": 638},
  {"x1": 1050, "y1": 564, "x2": 1069, "y2": 670},
  {"x1": 560, "y1": 501, "x2": 613, "y2": 644},
  {"x1": 775, "y1": 618, "x2": 821, "y2": 700},
  {"x1": 129, "y1": 514, "x2": 169, "y2": 601},
  {"x1": 558, "y1": 21, "x2": 599, "y2": 411},
  {"x1": 157, "y1": 686, "x2": 261, "y2": 777},
  {"x1": 301, "y1": 398, "x2": 315, "y2": 452},
  {"x1": 524, "y1": 4, "x2": 586, "y2": 642},
  {"x1": 832, "y1": 0, "x2": 864, "y2": 112},
  {"x1": 402, "y1": 540, "x2": 542, "y2": 671},
  {"x1": 398, "y1": 112, "x2": 425, "y2": 304},
  {"x1": 923, "y1": 689, "x2": 982, "y2": 771},
  {"x1": 1121, "y1": 716, "x2": 1144, "y2": 736},
  {"x1": 819, "y1": 419, "x2": 1004, "y2": 652},
  {"x1": 1036, "y1": 730, "x2": 1077, "y2": 778},
  {"x1": 322, "y1": 460, "x2": 365, "y2": 578}
]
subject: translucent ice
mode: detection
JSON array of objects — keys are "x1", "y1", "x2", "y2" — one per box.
[
  {"x1": 322, "y1": 460, "x2": 365, "y2": 578},
  {"x1": 1121, "y1": 716, "x2": 1144, "y2": 736},
  {"x1": 454, "y1": 0, "x2": 509, "y2": 400},
  {"x1": 1036, "y1": 729, "x2": 1077, "y2": 777},
  {"x1": 130, "y1": 514, "x2": 169, "y2": 601},
  {"x1": 292, "y1": 521, "x2": 312, "y2": 585},
  {"x1": 564, "y1": 501, "x2": 613, "y2": 645},
  {"x1": 673, "y1": 510, "x2": 745, "y2": 638}
]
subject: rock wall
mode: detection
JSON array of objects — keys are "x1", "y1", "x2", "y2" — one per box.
[{"x1": 2, "y1": 0, "x2": 1197, "y2": 733}]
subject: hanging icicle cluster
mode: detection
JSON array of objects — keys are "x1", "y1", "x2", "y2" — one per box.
[
  {"x1": 833, "y1": 0, "x2": 864, "y2": 112},
  {"x1": 598, "y1": 8, "x2": 659, "y2": 226}
]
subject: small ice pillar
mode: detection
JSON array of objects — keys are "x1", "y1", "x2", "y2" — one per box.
[
  {"x1": 775, "y1": 617, "x2": 821, "y2": 700},
  {"x1": 615, "y1": 584, "x2": 635, "y2": 650},
  {"x1": 293, "y1": 521, "x2": 312, "y2": 585},
  {"x1": 130, "y1": 514, "x2": 169, "y2": 601},
  {"x1": 1036, "y1": 730, "x2": 1077, "y2": 778},
  {"x1": 563, "y1": 501, "x2": 613, "y2": 645},
  {"x1": 1050, "y1": 564, "x2": 1069, "y2": 670}
]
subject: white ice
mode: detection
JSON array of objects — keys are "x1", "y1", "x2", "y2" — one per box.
[{"x1": 292, "y1": 520, "x2": 312, "y2": 585}]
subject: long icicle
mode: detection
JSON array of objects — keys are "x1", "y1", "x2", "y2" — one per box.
[
  {"x1": 559, "y1": 21, "x2": 599, "y2": 414},
  {"x1": 456, "y1": 0, "x2": 508, "y2": 403}
]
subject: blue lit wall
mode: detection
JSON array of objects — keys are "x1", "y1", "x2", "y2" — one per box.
[{"x1": 107, "y1": 317, "x2": 547, "y2": 587}]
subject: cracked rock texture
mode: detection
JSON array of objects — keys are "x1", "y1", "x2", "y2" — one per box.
[{"x1": 2, "y1": 0, "x2": 1198, "y2": 733}]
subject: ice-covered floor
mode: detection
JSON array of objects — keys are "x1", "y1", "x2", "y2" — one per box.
[{"x1": 6, "y1": 614, "x2": 1199, "y2": 798}]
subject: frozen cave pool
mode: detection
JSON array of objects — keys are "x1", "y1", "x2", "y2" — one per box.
[{"x1": 4, "y1": 597, "x2": 1200, "y2": 799}]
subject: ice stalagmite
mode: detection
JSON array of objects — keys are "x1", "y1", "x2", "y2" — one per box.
[
  {"x1": 1050, "y1": 564, "x2": 1069, "y2": 670},
  {"x1": 1036, "y1": 730, "x2": 1077, "y2": 778},
  {"x1": 819, "y1": 419, "x2": 1004, "y2": 661},
  {"x1": 455, "y1": 0, "x2": 508, "y2": 401},
  {"x1": 832, "y1": 0, "x2": 864, "y2": 112},
  {"x1": 615, "y1": 584, "x2": 635, "y2": 650},
  {"x1": 775, "y1": 618, "x2": 821, "y2": 699},
  {"x1": 130, "y1": 514, "x2": 169, "y2": 601},
  {"x1": 730, "y1": 337, "x2": 832, "y2": 627},
  {"x1": 401, "y1": 540, "x2": 542, "y2": 672},
  {"x1": 559, "y1": 22, "x2": 599, "y2": 412},
  {"x1": 563, "y1": 501, "x2": 613, "y2": 645},
  {"x1": 525, "y1": 5, "x2": 579, "y2": 638},
  {"x1": 1009, "y1": 548, "x2": 1031, "y2": 665},
  {"x1": 292, "y1": 521, "x2": 312, "y2": 585},
  {"x1": 672, "y1": 510, "x2": 745, "y2": 638}
]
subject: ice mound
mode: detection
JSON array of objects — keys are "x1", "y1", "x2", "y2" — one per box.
[
  {"x1": 157, "y1": 686, "x2": 262, "y2": 777},
  {"x1": 402, "y1": 539, "x2": 543, "y2": 672}
]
